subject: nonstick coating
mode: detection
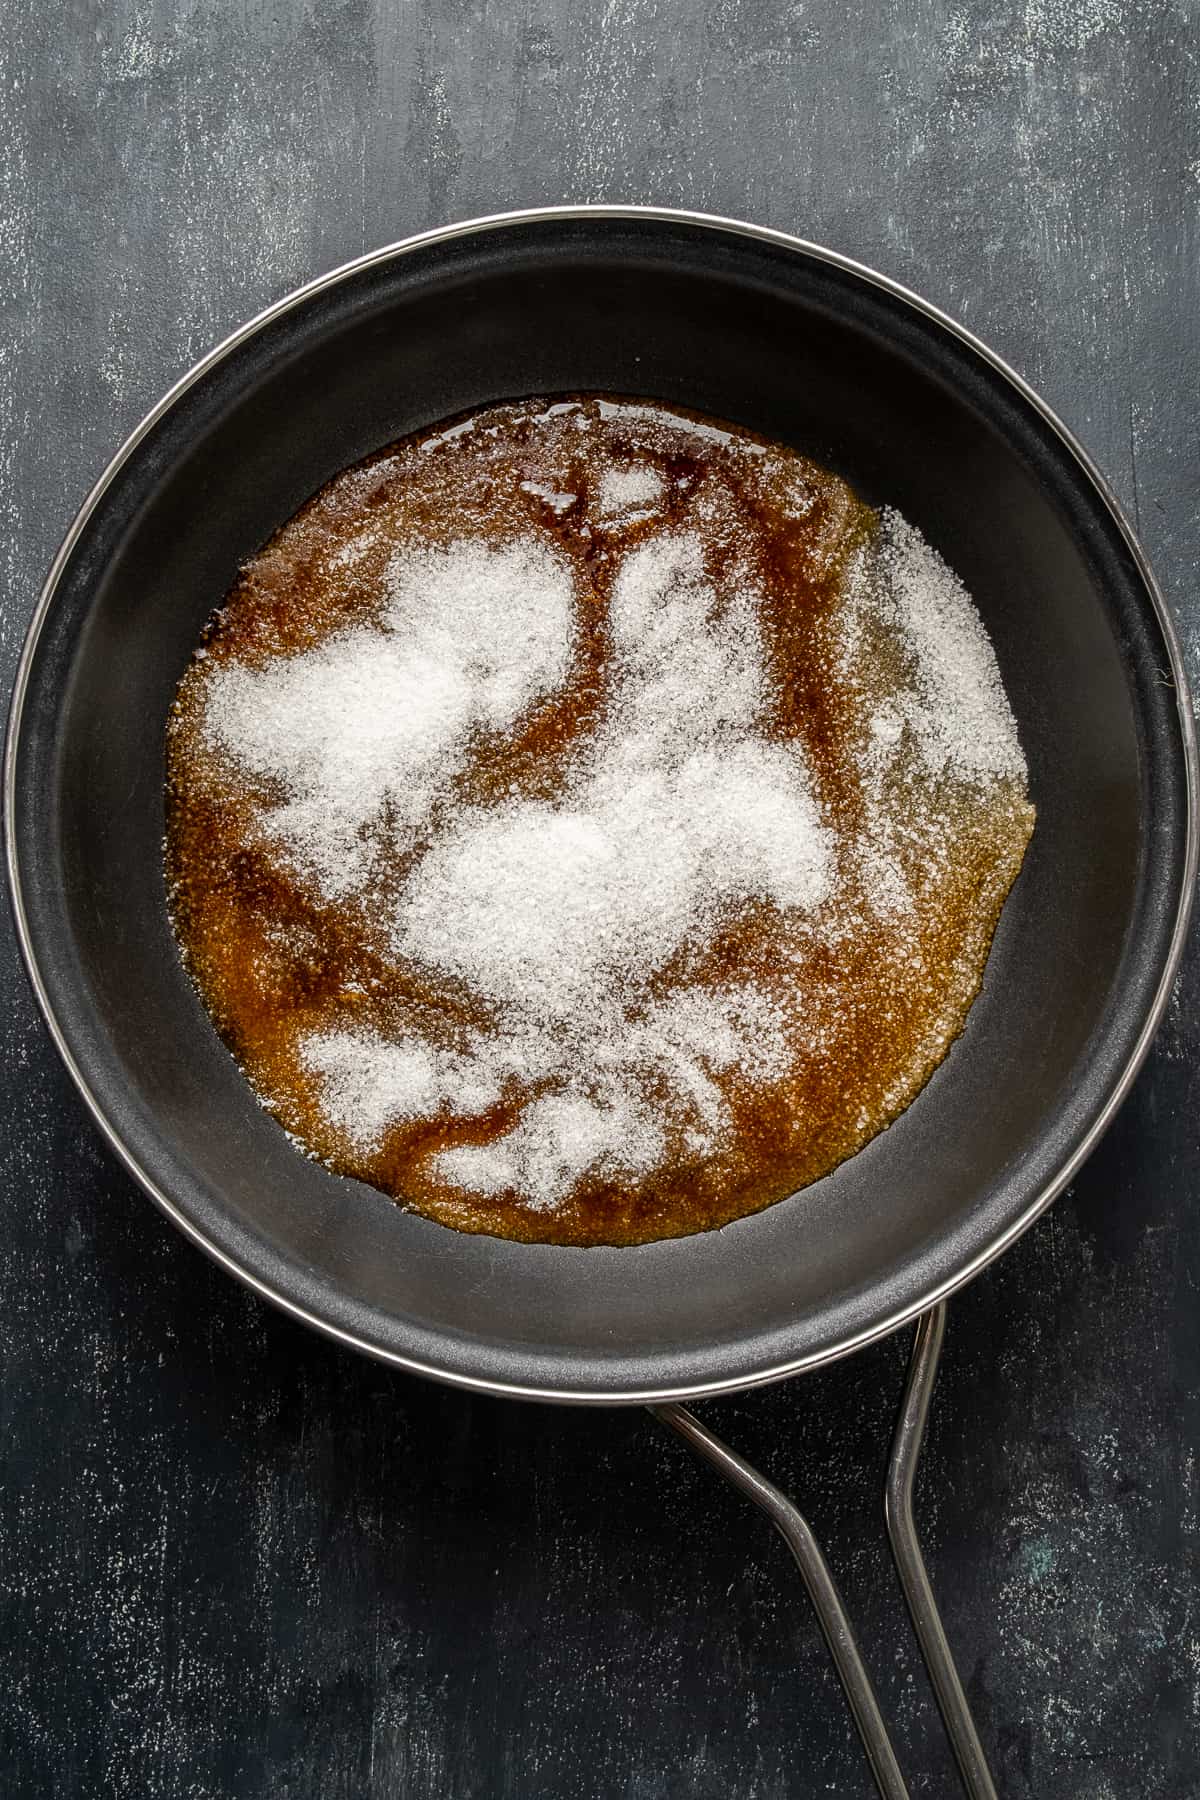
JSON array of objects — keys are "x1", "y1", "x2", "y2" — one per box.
[{"x1": 7, "y1": 210, "x2": 1196, "y2": 1401}]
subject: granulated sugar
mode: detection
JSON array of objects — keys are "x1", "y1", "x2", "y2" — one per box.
[
  {"x1": 202, "y1": 539, "x2": 576, "y2": 896},
  {"x1": 299, "y1": 1029, "x2": 503, "y2": 1151},
  {"x1": 167, "y1": 396, "x2": 1035, "y2": 1244},
  {"x1": 437, "y1": 1089, "x2": 666, "y2": 1209},
  {"x1": 855, "y1": 510, "x2": 1025, "y2": 785},
  {"x1": 298, "y1": 975, "x2": 793, "y2": 1208},
  {"x1": 276, "y1": 527, "x2": 833, "y2": 1206},
  {"x1": 597, "y1": 463, "x2": 666, "y2": 518},
  {"x1": 395, "y1": 533, "x2": 831, "y2": 1015}
]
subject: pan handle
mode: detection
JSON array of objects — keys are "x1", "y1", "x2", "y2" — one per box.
[
  {"x1": 651, "y1": 1397, "x2": 911, "y2": 1800},
  {"x1": 885, "y1": 1308, "x2": 998, "y2": 1800},
  {"x1": 650, "y1": 1304, "x2": 998, "y2": 1800}
]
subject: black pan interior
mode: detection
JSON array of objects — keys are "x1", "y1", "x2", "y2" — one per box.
[{"x1": 9, "y1": 214, "x2": 1193, "y2": 1398}]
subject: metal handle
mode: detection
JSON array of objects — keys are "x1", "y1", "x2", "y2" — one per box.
[
  {"x1": 652, "y1": 1397, "x2": 911, "y2": 1800},
  {"x1": 652, "y1": 1303, "x2": 997, "y2": 1800},
  {"x1": 886, "y1": 1306, "x2": 997, "y2": 1800}
]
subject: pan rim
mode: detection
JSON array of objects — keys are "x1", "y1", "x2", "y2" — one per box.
[{"x1": 6, "y1": 203, "x2": 1198, "y2": 1404}]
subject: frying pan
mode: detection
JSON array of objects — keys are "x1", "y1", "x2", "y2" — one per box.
[{"x1": 6, "y1": 207, "x2": 1197, "y2": 1413}]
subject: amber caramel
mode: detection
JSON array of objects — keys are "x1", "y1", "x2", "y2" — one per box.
[{"x1": 166, "y1": 397, "x2": 1034, "y2": 1245}]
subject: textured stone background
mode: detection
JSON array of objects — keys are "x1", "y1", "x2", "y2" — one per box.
[{"x1": 2, "y1": 2, "x2": 1198, "y2": 1795}]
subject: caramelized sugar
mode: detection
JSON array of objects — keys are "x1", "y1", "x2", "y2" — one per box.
[{"x1": 166, "y1": 397, "x2": 1034, "y2": 1245}]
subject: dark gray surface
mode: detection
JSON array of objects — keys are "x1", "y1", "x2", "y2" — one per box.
[{"x1": 1, "y1": 2, "x2": 1197, "y2": 1796}]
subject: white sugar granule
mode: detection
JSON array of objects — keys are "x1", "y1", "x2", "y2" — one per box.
[
  {"x1": 597, "y1": 463, "x2": 666, "y2": 519},
  {"x1": 301, "y1": 977, "x2": 791, "y2": 1209},
  {"x1": 394, "y1": 533, "x2": 832, "y2": 1017},
  {"x1": 436, "y1": 1092, "x2": 665, "y2": 1209},
  {"x1": 293, "y1": 530, "x2": 828, "y2": 1207},
  {"x1": 299, "y1": 1030, "x2": 502, "y2": 1153},
  {"x1": 871, "y1": 510, "x2": 1025, "y2": 782},
  {"x1": 208, "y1": 498, "x2": 1027, "y2": 1210},
  {"x1": 326, "y1": 528, "x2": 381, "y2": 570},
  {"x1": 596, "y1": 398, "x2": 766, "y2": 454},
  {"x1": 201, "y1": 539, "x2": 576, "y2": 897},
  {"x1": 394, "y1": 742, "x2": 828, "y2": 1021},
  {"x1": 386, "y1": 530, "x2": 830, "y2": 1203},
  {"x1": 836, "y1": 511, "x2": 1027, "y2": 923}
]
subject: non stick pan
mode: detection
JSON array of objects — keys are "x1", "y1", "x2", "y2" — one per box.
[{"x1": 6, "y1": 207, "x2": 1196, "y2": 1408}]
